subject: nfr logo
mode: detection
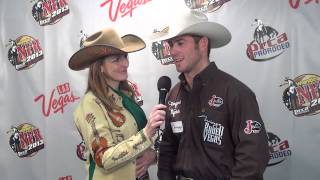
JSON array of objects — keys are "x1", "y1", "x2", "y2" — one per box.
[
  {"x1": 281, "y1": 74, "x2": 320, "y2": 117},
  {"x1": 6, "y1": 36, "x2": 44, "y2": 71},
  {"x1": 151, "y1": 38, "x2": 174, "y2": 65},
  {"x1": 246, "y1": 19, "x2": 290, "y2": 61},
  {"x1": 31, "y1": 0, "x2": 70, "y2": 26},
  {"x1": 7, "y1": 124, "x2": 45, "y2": 158}
]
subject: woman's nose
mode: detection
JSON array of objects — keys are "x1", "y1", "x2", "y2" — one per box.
[{"x1": 120, "y1": 56, "x2": 129, "y2": 67}]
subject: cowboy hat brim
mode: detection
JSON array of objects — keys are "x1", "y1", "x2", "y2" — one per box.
[
  {"x1": 178, "y1": 21, "x2": 232, "y2": 48},
  {"x1": 151, "y1": 21, "x2": 231, "y2": 49},
  {"x1": 69, "y1": 34, "x2": 146, "y2": 71}
]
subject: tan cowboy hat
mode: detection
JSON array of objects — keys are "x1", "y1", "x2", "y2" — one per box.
[
  {"x1": 69, "y1": 28, "x2": 146, "y2": 71},
  {"x1": 150, "y1": 10, "x2": 231, "y2": 48}
]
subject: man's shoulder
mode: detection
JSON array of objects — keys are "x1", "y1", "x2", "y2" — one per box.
[{"x1": 216, "y1": 69, "x2": 254, "y2": 95}]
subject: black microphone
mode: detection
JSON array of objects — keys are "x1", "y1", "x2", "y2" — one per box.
[{"x1": 157, "y1": 76, "x2": 172, "y2": 105}]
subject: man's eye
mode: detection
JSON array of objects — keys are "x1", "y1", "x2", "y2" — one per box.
[{"x1": 176, "y1": 41, "x2": 183, "y2": 46}]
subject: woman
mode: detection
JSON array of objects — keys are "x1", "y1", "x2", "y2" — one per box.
[{"x1": 69, "y1": 28, "x2": 165, "y2": 180}]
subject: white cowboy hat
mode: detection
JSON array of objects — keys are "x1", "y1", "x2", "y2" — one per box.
[
  {"x1": 69, "y1": 28, "x2": 146, "y2": 71},
  {"x1": 150, "y1": 10, "x2": 231, "y2": 48}
]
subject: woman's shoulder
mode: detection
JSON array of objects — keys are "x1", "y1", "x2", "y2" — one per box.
[{"x1": 81, "y1": 91, "x2": 99, "y2": 104}]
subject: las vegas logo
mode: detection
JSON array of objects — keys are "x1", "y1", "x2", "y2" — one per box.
[
  {"x1": 280, "y1": 74, "x2": 320, "y2": 117},
  {"x1": 34, "y1": 82, "x2": 80, "y2": 117},
  {"x1": 6, "y1": 35, "x2": 44, "y2": 71}
]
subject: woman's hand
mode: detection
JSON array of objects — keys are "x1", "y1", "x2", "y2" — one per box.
[{"x1": 144, "y1": 104, "x2": 166, "y2": 139}]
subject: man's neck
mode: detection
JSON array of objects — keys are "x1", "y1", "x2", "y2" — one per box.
[{"x1": 184, "y1": 61, "x2": 209, "y2": 89}]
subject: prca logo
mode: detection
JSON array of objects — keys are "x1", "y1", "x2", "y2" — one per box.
[
  {"x1": 267, "y1": 132, "x2": 292, "y2": 166},
  {"x1": 246, "y1": 19, "x2": 290, "y2": 61},
  {"x1": 79, "y1": 30, "x2": 88, "y2": 48}
]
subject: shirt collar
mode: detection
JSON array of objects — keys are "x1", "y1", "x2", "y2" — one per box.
[{"x1": 178, "y1": 62, "x2": 219, "y2": 88}]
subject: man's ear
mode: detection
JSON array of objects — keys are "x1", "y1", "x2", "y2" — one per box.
[{"x1": 200, "y1": 37, "x2": 209, "y2": 50}]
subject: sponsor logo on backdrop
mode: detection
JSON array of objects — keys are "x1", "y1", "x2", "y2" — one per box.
[
  {"x1": 246, "y1": 19, "x2": 290, "y2": 61},
  {"x1": 128, "y1": 80, "x2": 144, "y2": 106},
  {"x1": 7, "y1": 124, "x2": 45, "y2": 158},
  {"x1": 76, "y1": 141, "x2": 87, "y2": 161},
  {"x1": 280, "y1": 74, "x2": 320, "y2": 117},
  {"x1": 100, "y1": 0, "x2": 152, "y2": 22},
  {"x1": 34, "y1": 82, "x2": 80, "y2": 117},
  {"x1": 31, "y1": 0, "x2": 70, "y2": 26},
  {"x1": 79, "y1": 30, "x2": 88, "y2": 48},
  {"x1": 151, "y1": 37, "x2": 174, "y2": 65},
  {"x1": 59, "y1": 175, "x2": 72, "y2": 180},
  {"x1": 289, "y1": 0, "x2": 319, "y2": 9},
  {"x1": 184, "y1": 0, "x2": 231, "y2": 13},
  {"x1": 6, "y1": 36, "x2": 44, "y2": 71},
  {"x1": 267, "y1": 132, "x2": 292, "y2": 166}
]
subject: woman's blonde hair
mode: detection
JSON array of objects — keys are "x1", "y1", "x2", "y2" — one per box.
[{"x1": 86, "y1": 58, "x2": 135, "y2": 111}]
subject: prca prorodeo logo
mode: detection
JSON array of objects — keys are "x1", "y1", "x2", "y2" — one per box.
[
  {"x1": 280, "y1": 74, "x2": 320, "y2": 117},
  {"x1": 246, "y1": 19, "x2": 290, "y2": 61},
  {"x1": 79, "y1": 30, "x2": 88, "y2": 48},
  {"x1": 31, "y1": 0, "x2": 70, "y2": 26},
  {"x1": 184, "y1": 0, "x2": 231, "y2": 13},
  {"x1": 267, "y1": 132, "x2": 292, "y2": 166},
  {"x1": 7, "y1": 123, "x2": 45, "y2": 158},
  {"x1": 6, "y1": 36, "x2": 44, "y2": 71}
]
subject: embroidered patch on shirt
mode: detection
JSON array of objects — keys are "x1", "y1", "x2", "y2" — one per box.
[
  {"x1": 85, "y1": 113, "x2": 95, "y2": 124},
  {"x1": 199, "y1": 115, "x2": 224, "y2": 145},
  {"x1": 244, "y1": 120, "x2": 262, "y2": 134},
  {"x1": 170, "y1": 121, "x2": 183, "y2": 133},
  {"x1": 208, "y1": 95, "x2": 223, "y2": 109},
  {"x1": 168, "y1": 100, "x2": 181, "y2": 117},
  {"x1": 108, "y1": 111, "x2": 126, "y2": 127}
]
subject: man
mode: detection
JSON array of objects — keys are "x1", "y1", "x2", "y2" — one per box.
[{"x1": 156, "y1": 11, "x2": 269, "y2": 180}]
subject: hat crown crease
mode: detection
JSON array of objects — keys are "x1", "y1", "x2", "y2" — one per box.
[{"x1": 84, "y1": 29, "x2": 125, "y2": 49}]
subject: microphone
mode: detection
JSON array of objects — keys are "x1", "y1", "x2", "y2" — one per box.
[{"x1": 157, "y1": 76, "x2": 172, "y2": 105}]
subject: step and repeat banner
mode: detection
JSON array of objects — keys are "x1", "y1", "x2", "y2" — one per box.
[{"x1": 1, "y1": 0, "x2": 319, "y2": 180}]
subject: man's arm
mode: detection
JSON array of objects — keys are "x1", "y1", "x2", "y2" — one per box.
[{"x1": 230, "y1": 89, "x2": 269, "y2": 180}]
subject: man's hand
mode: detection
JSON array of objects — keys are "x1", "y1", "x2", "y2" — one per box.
[{"x1": 136, "y1": 148, "x2": 157, "y2": 178}]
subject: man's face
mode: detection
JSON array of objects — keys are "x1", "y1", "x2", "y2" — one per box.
[{"x1": 167, "y1": 35, "x2": 202, "y2": 74}]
